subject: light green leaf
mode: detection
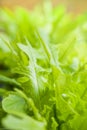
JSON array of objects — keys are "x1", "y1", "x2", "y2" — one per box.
[
  {"x1": 2, "y1": 114, "x2": 46, "y2": 130},
  {"x1": 2, "y1": 94, "x2": 27, "y2": 113},
  {"x1": 0, "y1": 74, "x2": 20, "y2": 87}
]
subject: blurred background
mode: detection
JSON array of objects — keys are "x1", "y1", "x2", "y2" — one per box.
[{"x1": 0, "y1": 0, "x2": 87, "y2": 15}]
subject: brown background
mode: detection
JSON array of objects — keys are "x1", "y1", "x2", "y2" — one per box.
[{"x1": 0, "y1": 0, "x2": 87, "y2": 15}]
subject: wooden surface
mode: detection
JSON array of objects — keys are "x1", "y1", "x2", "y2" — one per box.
[{"x1": 0, "y1": 0, "x2": 87, "y2": 14}]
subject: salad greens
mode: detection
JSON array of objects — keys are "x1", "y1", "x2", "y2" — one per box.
[{"x1": 0, "y1": 1, "x2": 87, "y2": 130}]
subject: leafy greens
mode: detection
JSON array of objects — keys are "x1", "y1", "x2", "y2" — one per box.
[{"x1": 0, "y1": 2, "x2": 87, "y2": 130}]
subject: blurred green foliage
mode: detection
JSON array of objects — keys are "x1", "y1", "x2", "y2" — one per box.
[{"x1": 0, "y1": 1, "x2": 87, "y2": 130}]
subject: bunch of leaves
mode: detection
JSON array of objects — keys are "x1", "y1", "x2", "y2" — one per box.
[{"x1": 0, "y1": 1, "x2": 87, "y2": 130}]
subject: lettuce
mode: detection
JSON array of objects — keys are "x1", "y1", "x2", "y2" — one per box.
[{"x1": 0, "y1": 2, "x2": 87, "y2": 130}]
